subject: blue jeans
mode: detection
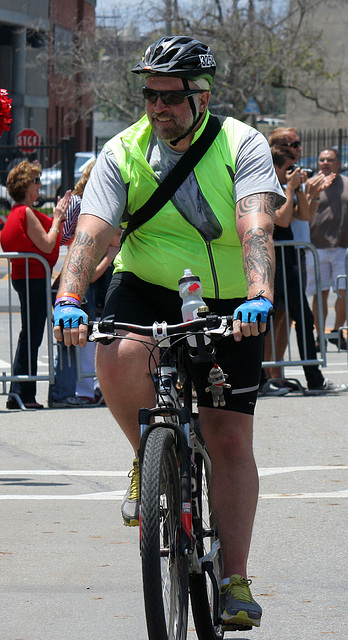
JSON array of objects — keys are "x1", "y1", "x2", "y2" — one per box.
[
  {"x1": 10, "y1": 278, "x2": 47, "y2": 403},
  {"x1": 48, "y1": 283, "x2": 96, "y2": 402}
]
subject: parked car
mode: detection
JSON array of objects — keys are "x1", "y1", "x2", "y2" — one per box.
[
  {"x1": 0, "y1": 185, "x2": 13, "y2": 210},
  {"x1": 38, "y1": 151, "x2": 95, "y2": 204}
]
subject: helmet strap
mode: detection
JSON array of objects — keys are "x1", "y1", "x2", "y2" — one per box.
[{"x1": 170, "y1": 78, "x2": 204, "y2": 146}]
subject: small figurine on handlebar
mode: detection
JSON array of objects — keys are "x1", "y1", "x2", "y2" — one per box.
[{"x1": 205, "y1": 363, "x2": 231, "y2": 407}]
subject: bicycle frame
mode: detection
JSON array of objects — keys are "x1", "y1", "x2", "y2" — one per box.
[
  {"x1": 89, "y1": 313, "x2": 231, "y2": 639},
  {"x1": 137, "y1": 337, "x2": 222, "y2": 598},
  {"x1": 138, "y1": 339, "x2": 196, "y2": 556}
]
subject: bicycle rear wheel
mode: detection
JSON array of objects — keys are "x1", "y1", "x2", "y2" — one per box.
[
  {"x1": 190, "y1": 446, "x2": 224, "y2": 640},
  {"x1": 141, "y1": 426, "x2": 189, "y2": 640}
]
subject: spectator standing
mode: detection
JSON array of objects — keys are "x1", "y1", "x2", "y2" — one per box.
[
  {"x1": 49, "y1": 161, "x2": 120, "y2": 407},
  {"x1": 1, "y1": 161, "x2": 71, "y2": 409},
  {"x1": 265, "y1": 127, "x2": 328, "y2": 382},
  {"x1": 49, "y1": 161, "x2": 95, "y2": 407},
  {"x1": 74, "y1": 229, "x2": 121, "y2": 404},
  {"x1": 263, "y1": 146, "x2": 347, "y2": 394},
  {"x1": 268, "y1": 126, "x2": 325, "y2": 282},
  {"x1": 307, "y1": 147, "x2": 348, "y2": 350}
]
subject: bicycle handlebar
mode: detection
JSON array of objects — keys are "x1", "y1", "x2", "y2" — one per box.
[{"x1": 88, "y1": 314, "x2": 234, "y2": 343}]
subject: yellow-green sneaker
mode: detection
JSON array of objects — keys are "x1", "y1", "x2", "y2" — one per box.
[
  {"x1": 121, "y1": 458, "x2": 139, "y2": 526},
  {"x1": 220, "y1": 574, "x2": 262, "y2": 630}
]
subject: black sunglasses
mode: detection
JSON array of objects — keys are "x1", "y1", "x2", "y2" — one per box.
[
  {"x1": 31, "y1": 176, "x2": 41, "y2": 184},
  {"x1": 284, "y1": 140, "x2": 301, "y2": 149},
  {"x1": 142, "y1": 87, "x2": 204, "y2": 105}
]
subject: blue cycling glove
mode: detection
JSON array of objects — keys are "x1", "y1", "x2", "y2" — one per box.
[
  {"x1": 233, "y1": 296, "x2": 273, "y2": 324},
  {"x1": 53, "y1": 303, "x2": 88, "y2": 330}
]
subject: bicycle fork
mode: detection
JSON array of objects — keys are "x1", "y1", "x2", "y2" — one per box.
[{"x1": 138, "y1": 406, "x2": 194, "y2": 554}]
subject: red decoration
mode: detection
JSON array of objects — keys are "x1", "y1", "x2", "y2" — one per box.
[{"x1": 0, "y1": 88, "x2": 12, "y2": 137}]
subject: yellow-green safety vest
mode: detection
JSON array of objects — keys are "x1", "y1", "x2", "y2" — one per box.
[{"x1": 107, "y1": 110, "x2": 252, "y2": 298}]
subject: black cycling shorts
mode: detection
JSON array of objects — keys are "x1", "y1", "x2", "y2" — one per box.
[{"x1": 101, "y1": 272, "x2": 264, "y2": 415}]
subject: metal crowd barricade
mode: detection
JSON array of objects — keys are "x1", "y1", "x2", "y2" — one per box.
[
  {"x1": 51, "y1": 278, "x2": 95, "y2": 386},
  {"x1": 53, "y1": 339, "x2": 95, "y2": 384},
  {"x1": 262, "y1": 241, "x2": 326, "y2": 392},
  {"x1": 335, "y1": 247, "x2": 348, "y2": 356},
  {"x1": 0, "y1": 252, "x2": 55, "y2": 407}
]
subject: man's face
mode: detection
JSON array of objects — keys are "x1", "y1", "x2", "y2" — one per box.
[
  {"x1": 145, "y1": 75, "x2": 208, "y2": 143},
  {"x1": 283, "y1": 132, "x2": 302, "y2": 163},
  {"x1": 318, "y1": 149, "x2": 340, "y2": 177},
  {"x1": 275, "y1": 158, "x2": 294, "y2": 185}
]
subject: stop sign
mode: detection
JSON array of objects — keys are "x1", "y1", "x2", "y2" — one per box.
[{"x1": 17, "y1": 128, "x2": 41, "y2": 153}]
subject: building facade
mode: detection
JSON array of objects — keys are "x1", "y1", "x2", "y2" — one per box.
[
  {"x1": 287, "y1": 0, "x2": 348, "y2": 130},
  {"x1": 0, "y1": 0, "x2": 95, "y2": 150}
]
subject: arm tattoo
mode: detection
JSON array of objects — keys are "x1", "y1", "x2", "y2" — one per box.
[
  {"x1": 243, "y1": 227, "x2": 273, "y2": 286},
  {"x1": 65, "y1": 231, "x2": 96, "y2": 293},
  {"x1": 238, "y1": 193, "x2": 276, "y2": 220},
  {"x1": 74, "y1": 230, "x2": 95, "y2": 248}
]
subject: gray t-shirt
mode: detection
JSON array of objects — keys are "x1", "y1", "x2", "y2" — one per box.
[{"x1": 81, "y1": 121, "x2": 285, "y2": 242}]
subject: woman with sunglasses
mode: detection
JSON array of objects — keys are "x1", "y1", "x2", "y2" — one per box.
[{"x1": 1, "y1": 160, "x2": 71, "y2": 409}]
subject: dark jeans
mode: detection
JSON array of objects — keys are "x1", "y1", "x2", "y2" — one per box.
[
  {"x1": 10, "y1": 278, "x2": 47, "y2": 403},
  {"x1": 274, "y1": 264, "x2": 324, "y2": 389},
  {"x1": 48, "y1": 282, "x2": 97, "y2": 403}
]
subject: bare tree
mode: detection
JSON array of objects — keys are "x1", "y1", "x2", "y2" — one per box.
[{"x1": 37, "y1": 0, "x2": 346, "y2": 126}]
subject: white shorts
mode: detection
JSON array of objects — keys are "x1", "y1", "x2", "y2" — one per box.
[{"x1": 306, "y1": 247, "x2": 347, "y2": 296}]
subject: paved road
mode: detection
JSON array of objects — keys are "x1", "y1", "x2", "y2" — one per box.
[
  {"x1": 1, "y1": 384, "x2": 347, "y2": 640},
  {"x1": 0, "y1": 252, "x2": 347, "y2": 639}
]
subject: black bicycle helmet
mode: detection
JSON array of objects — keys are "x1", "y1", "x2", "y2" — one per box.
[{"x1": 131, "y1": 35, "x2": 216, "y2": 86}]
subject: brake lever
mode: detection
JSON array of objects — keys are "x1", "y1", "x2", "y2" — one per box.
[{"x1": 89, "y1": 322, "x2": 118, "y2": 344}]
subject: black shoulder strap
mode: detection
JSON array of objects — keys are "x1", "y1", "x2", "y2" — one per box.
[{"x1": 120, "y1": 114, "x2": 221, "y2": 246}]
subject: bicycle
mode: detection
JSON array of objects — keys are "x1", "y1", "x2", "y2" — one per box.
[{"x1": 89, "y1": 309, "x2": 246, "y2": 640}]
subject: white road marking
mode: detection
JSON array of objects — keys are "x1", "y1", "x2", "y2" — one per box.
[
  {"x1": 0, "y1": 470, "x2": 129, "y2": 476},
  {"x1": 0, "y1": 466, "x2": 347, "y2": 500},
  {"x1": 260, "y1": 490, "x2": 348, "y2": 499},
  {"x1": 1, "y1": 465, "x2": 347, "y2": 477},
  {"x1": 0, "y1": 489, "x2": 347, "y2": 500},
  {"x1": 0, "y1": 491, "x2": 125, "y2": 500},
  {"x1": 0, "y1": 359, "x2": 47, "y2": 368},
  {"x1": 258, "y1": 465, "x2": 348, "y2": 476}
]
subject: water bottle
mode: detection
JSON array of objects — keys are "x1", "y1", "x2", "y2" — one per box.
[{"x1": 178, "y1": 269, "x2": 209, "y2": 347}]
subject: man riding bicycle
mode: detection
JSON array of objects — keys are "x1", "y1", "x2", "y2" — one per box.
[{"x1": 53, "y1": 35, "x2": 285, "y2": 630}]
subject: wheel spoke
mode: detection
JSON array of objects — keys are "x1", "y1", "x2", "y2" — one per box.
[{"x1": 141, "y1": 427, "x2": 189, "y2": 640}]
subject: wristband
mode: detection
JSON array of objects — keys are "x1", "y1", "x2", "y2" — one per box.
[
  {"x1": 56, "y1": 291, "x2": 81, "y2": 304},
  {"x1": 54, "y1": 296, "x2": 81, "y2": 308},
  {"x1": 50, "y1": 227, "x2": 60, "y2": 234}
]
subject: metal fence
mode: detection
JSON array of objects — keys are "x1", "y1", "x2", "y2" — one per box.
[
  {"x1": 261, "y1": 241, "x2": 328, "y2": 393},
  {"x1": 0, "y1": 242, "x2": 341, "y2": 407},
  {"x1": 293, "y1": 127, "x2": 348, "y2": 170},
  {"x1": 335, "y1": 248, "x2": 348, "y2": 359},
  {"x1": 0, "y1": 253, "x2": 55, "y2": 408}
]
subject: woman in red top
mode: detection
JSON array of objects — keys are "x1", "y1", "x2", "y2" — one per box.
[{"x1": 1, "y1": 161, "x2": 71, "y2": 409}]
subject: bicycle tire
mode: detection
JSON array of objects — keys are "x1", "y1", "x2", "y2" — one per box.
[
  {"x1": 141, "y1": 426, "x2": 189, "y2": 640},
  {"x1": 190, "y1": 446, "x2": 224, "y2": 640}
]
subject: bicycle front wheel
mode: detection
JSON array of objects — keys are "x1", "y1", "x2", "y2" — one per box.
[
  {"x1": 141, "y1": 426, "x2": 189, "y2": 640},
  {"x1": 190, "y1": 446, "x2": 224, "y2": 640}
]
